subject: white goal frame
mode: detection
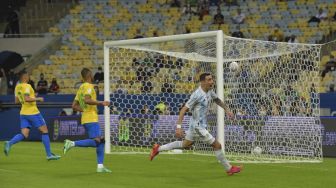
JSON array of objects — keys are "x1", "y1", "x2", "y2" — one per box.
[
  {"x1": 103, "y1": 31, "x2": 323, "y2": 164},
  {"x1": 103, "y1": 31, "x2": 225, "y2": 154}
]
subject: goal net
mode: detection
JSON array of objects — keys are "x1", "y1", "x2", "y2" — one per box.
[{"x1": 103, "y1": 31, "x2": 322, "y2": 163}]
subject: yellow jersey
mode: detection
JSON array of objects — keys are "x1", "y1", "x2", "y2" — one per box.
[
  {"x1": 75, "y1": 82, "x2": 98, "y2": 124},
  {"x1": 15, "y1": 83, "x2": 39, "y2": 115}
]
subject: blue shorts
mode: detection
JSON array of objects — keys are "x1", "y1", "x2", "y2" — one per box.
[
  {"x1": 20, "y1": 113, "x2": 46, "y2": 129},
  {"x1": 84, "y1": 122, "x2": 101, "y2": 139}
]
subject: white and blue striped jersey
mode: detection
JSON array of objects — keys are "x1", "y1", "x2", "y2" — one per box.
[{"x1": 185, "y1": 86, "x2": 218, "y2": 129}]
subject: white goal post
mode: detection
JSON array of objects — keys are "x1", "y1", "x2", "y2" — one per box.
[{"x1": 103, "y1": 30, "x2": 323, "y2": 163}]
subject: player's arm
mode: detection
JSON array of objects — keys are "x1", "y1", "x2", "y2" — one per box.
[
  {"x1": 24, "y1": 94, "x2": 43, "y2": 102},
  {"x1": 20, "y1": 86, "x2": 43, "y2": 102},
  {"x1": 84, "y1": 95, "x2": 110, "y2": 106},
  {"x1": 213, "y1": 98, "x2": 234, "y2": 118},
  {"x1": 176, "y1": 93, "x2": 198, "y2": 137},
  {"x1": 72, "y1": 100, "x2": 83, "y2": 112},
  {"x1": 176, "y1": 106, "x2": 189, "y2": 138},
  {"x1": 15, "y1": 96, "x2": 20, "y2": 104}
]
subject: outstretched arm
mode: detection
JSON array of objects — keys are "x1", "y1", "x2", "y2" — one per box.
[
  {"x1": 214, "y1": 98, "x2": 234, "y2": 118},
  {"x1": 84, "y1": 95, "x2": 110, "y2": 106}
]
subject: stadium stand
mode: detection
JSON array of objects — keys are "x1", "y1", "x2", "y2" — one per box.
[{"x1": 19, "y1": 0, "x2": 336, "y2": 113}]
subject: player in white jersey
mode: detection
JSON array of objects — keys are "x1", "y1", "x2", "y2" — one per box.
[{"x1": 149, "y1": 73, "x2": 242, "y2": 176}]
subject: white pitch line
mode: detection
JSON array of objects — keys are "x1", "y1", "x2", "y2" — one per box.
[
  {"x1": 153, "y1": 156, "x2": 330, "y2": 172},
  {"x1": 259, "y1": 164, "x2": 330, "y2": 172},
  {"x1": 0, "y1": 168, "x2": 19, "y2": 173}
]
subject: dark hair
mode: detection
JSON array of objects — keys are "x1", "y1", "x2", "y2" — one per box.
[
  {"x1": 199, "y1": 73, "x2": 211, "y2": 81},
  {"x1": 81, "y1": 68, "x2": 91, "y2": 79},
  {"x1": 19, "y1": 70, "x2": 28, "y2": 79}
]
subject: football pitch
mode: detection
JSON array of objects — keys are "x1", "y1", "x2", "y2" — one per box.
[{"x1": 0, "y1": 142, "x2": 335, "y2": 188}]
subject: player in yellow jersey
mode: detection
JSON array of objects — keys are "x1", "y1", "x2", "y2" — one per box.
[
  {"x1": 3, "y1": 70, "x2": 61, "y2": 160},
  {"x1": 63, "y1": 68, "x2": 111, "y2": 173}
]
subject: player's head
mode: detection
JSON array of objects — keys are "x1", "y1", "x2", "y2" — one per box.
[
  {"x1": 200, "y1": 73, "x2": 214, "y2": 91},
  {"x1": 19, "y1": 70, "x2": 29, "y2": 83},
  {"x1": 40, "y1": 73, "x2": 44, "y2": 80},
  {"x1": 81, "y1": 68, "x2": 92, "y2": 82}
]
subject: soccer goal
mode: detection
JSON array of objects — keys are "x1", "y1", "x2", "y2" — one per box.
[{"x1": 103, "y1": 30, "x2": 323, "y2": 163}]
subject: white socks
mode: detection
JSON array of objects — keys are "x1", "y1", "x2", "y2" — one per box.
[
  {"x1": 97, "y1": 164, "x2": 104, "y2": 168},
  {"x1": 215, "y1": 150, "x2": 232, "y2": 171},
  {"x1": 158, "y1": 141, "x2": 183, "y2": 152}
]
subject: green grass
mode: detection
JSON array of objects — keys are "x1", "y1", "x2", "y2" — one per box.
[{"x1": 1, "y1": 141, "x2": 335, "y2": 188}]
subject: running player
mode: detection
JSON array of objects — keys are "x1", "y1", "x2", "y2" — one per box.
[
  {"x1": 150, "y1": 73, "x2": 242, "y2": 175},
  {"x1": 63, "y1": 68, "x2": 111, "y2": 173},
  {"x1": 4, "y1": 70, "x2": 60, "y2": 161}
]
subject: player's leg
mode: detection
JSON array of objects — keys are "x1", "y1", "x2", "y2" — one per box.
[
  {"x1": 63, "y1": 123, "x2": 111, "y2": 172},
  {"x1": 35, "y1": 114, "x2": 61, "y2": 160},
  {"x1": 64, "y1": 123, "x2": 99, "y2": 153},
  {"x1": 211, "y1": 140, "x2": 232, "y2": 171},
  {"x1": 158, "y1": 139, "x2": 192, "y2": 152},
  {"x1": 38, "y1": 125, "x2": 60, "y2": 160},
  {"x1": 201, "y1": 129, "x2": 232, "y2": 171},
  {"x1": 149, "y1": 140, "x2": 192, "y2": 161},
  {"x1": 196, "y1": 127, "x2": 242, "y2": 175},
  {"x1": 4, "y1": 128, "x2": 29, "y2": 156},
  {"x1": 4, "y1": 115, "x2": 31, "y2": 156},
  {"x1": 9, "y1": 128, "x2": 29, "y2": 146},
  {"x1": 211, "y1": 139, "x2": 242, "y2": 175},
  {"x1": 149, "y1": 129, "x2": 195, "y2": 161},
  {"x1": 72, "y1": 138, "x2": 97, "y2": 147},
  {"x1": 94, "y1": 137, "x2": 111, "y2": 173},
  {"x1": 89, "y1": 123, "x2": 111, "y2": 173},
  {"x1": 159, "y1": 128, "x2": 196, "y2": 151}
]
